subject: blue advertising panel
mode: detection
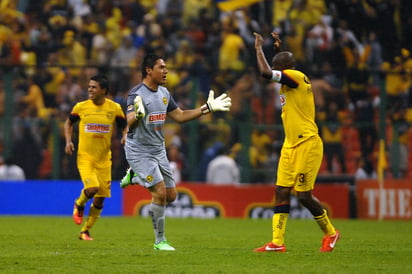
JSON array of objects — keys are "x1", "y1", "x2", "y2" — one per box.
[{"x1": 0, "y1": 180, "x2": 122, "y2": 215}]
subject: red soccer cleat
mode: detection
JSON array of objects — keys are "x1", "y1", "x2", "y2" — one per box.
[
  {"x1": 72, "y1": 202, "x2": 84, "y2": 225},
  {"x1": 320, "y1": 230, "x2": 340, "y2": 252},
  {"x1": 79, "y1": 230, "x2": 93, "y2": 241},
  {"x1": 254, "y1": 242, "x2": 286, "y2": 252}
]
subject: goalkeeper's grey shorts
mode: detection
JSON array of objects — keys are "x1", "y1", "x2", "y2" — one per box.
[{"x1": 125, "y1": 148, "x2": 175, "y2": 189}]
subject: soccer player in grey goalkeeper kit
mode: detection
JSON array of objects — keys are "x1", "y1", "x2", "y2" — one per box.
[{"x1": 121, "y1": 54, "x2": 232, "y2": 251}]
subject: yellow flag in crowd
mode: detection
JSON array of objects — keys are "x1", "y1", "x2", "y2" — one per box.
[
  {"x1": 377, "y1": 139, "x2": 387, "y2": 181},
  {"x1": 215, "y1": 0, "x2": 264, "y2": 12}
]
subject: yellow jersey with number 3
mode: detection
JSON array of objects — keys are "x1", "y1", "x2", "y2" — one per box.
[{"x1": 278, "y1": 69, "x2": 318, "y2": 148}]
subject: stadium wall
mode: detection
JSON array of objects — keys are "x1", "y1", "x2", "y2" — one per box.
[
  {"x1": 1, "y1": 179, "x2": 410, "y2": 219},
  {"x1": 0, "y1": 180, "x2": 350, "y2": 218},
  {"x1": 122, "y1": 182, "x2": 351, "y2": 219}
]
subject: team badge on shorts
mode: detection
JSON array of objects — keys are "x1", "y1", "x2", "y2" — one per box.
[{"x1": 146, "y1": 175, "x2": 153, "y2": 182}]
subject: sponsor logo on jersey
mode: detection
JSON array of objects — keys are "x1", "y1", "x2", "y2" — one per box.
[
  {"x1": 148, "y1": 112, "x2": 166, "y2": 123},
  {"x1": 85, "y1": 123, "x2": 110, "y2": 133}
]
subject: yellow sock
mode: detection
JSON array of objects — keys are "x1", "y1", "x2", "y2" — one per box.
[
  {"x1": 75, "y1": 189, "x2": 90, "y2": 207},
  {"x1": 81, "y1": 203, "x2": 102, "y2": 232},
  {"x1": 314, "y1": 209, "x2": 336, "y2": 236},
  {"x1": 272, "y1": 213, "x2": 289, "y2": 245}
]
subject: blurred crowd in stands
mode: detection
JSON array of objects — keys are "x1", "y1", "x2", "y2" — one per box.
[{"x1": 0, "y1": 0, "x2": 412, "y2": 182}]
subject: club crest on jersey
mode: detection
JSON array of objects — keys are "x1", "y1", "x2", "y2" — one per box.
[
  {"x1": 106, "y1": 112, "x2": 113, "y2": 119},
  {"x1": 279, "y1": 94, "x2": 286, "y2": 106},
  {"x1": 162, "y1": 97, "x2": 167, "y2": 105}
]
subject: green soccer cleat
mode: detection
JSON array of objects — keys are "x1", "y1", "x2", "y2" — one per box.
[
  {"x1": 120, "y1": 167, "x2": 135, "y2": 189},
  {"x1": 153, "y1": 241, "x2": 176, "y2": 251}
]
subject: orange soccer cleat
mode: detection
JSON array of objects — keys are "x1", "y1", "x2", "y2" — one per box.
[
  {"x1": 254, "y1": 242, "x2": 286, "y2": 252},
  {"x1": 72, "y1": 202, "x2": 84, "y2": 225},
  {"x1": 320, "y1": 230, "x2": 340, "y2": 252},
  {"x1": 79, "y1": 230, "x2": 93, "y2": 241}
]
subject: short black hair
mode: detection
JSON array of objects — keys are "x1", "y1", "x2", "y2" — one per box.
[
  {"x1": 142, "y1": 54, "x2": 163, "y2": 78},
  {"x1": 90, "y1": 74, "x2": 109, "y2": 94},
  {"x1": 271, "y1": 51, "x2": 296, "y2": 70}
]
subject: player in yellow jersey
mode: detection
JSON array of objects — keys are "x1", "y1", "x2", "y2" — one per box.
[
  {"x1": 253, "y1": 32, "x2": 340, "y2": 252},
  {"x1": 64, "y1": 74, "x2": 127, "y2": 240}
]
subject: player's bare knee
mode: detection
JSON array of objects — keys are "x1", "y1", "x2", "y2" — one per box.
[
  {"x1": 166, "y1": 188, "x2": 177, "y2": 203},
  {"x1": 275, "y1": 186, "x2": 292, "y2": 203},
  {"x1": 296, "y1": 192, "x2": 312, "y2": 206},
  {"x1": 166, "y1": 194, "x2": 176, "y2": 203},
  {"x1": 297, "y1": 193, "x2": 323, "y2": 215},
  {"x1": 297, "y1": 196, "x2": 311, "y2": 208},
  {"x1": 93, "y1": 197, "x2": 105, "y2": 208},
  {"x1": 151, "y1": 188, "x2": 167, "y2": 205},
  {"x1": 84, "y1": 187, "x2": 99, "y2": 198}
]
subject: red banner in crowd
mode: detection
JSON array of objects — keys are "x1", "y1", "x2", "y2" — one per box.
[
  {"x1": 357, "y1": 179, "x2": 412, "y2": 219},
  {"x1": 122, "y1": 182, "x2": 350, "y2": 219}
]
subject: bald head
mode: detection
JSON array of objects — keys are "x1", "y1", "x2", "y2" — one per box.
[{"x1": 271, "y1": 51, "x2": 296, "y2": 71}]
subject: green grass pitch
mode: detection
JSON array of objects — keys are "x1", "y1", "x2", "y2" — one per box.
[{"x1": 1, "y1": 216, "x2": 411, "y2": 273}]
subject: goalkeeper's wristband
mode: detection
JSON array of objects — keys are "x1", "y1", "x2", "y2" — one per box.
[{"x1": 201, "y1": 104, "x2": 211, "y2": 115}]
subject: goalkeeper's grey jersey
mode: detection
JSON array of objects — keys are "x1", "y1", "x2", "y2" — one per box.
[{"x1": 125, "y1": 83, "x2": 178, "y2": 153}]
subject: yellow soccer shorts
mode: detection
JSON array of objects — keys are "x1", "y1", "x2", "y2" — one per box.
[
  {"x1": 77, "y1": 157, "x2": 112, "y2": 198},
  {"x1": 276, "y1": 135, "x2": 323, "y2": 192}
]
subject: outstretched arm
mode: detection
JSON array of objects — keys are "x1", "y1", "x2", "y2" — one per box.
[{"x1": 168, "y1": 90, "x2": 232, "y2": 123}]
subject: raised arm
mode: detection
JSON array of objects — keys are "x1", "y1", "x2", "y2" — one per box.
[{"x1": 253, "y1": 32, "x2": 273, "y2": 79}]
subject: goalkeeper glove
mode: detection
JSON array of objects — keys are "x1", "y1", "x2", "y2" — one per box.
[
  {"x1": 201, "y1": 90, "x2": 232, "y2": 114},
  {"x1": 134, "y1": 95, "x2": 145, "y2": 120}
]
